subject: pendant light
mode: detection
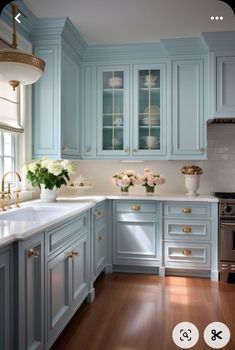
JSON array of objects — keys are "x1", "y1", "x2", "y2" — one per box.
[{"x1": 0, "y1": 4, "x2": 45, "y2": 90}]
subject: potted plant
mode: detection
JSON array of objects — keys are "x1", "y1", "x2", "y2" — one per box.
[
  {"x1": 111, "y1": 170, "x2": 139, "y2": 193},
  {"x1": 23, "y1": 158, "x2": 75, "y2": 201},
  {"x1": 181, "y1": 165, "x2": 203, "y2": 196}
]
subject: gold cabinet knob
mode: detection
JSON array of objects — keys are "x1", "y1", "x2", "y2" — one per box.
[
  {"x1": 131, "y1": 204, "x2": 140, "y2": 211},
  {"x1": 182, "y1": 249, "x2": 192, "y2": 256},
  {"x1": 182, "y1": 208, "x2": 192, "y2": 214},
  {"x1": 96, "y1": 210, "x2": 104, "y2": 218},
  {"x1": 98, "y1": 235, "x2": 103, "y2": 241},
  {"x1": 27, "y1": 248, "x2": 39, "y2": 258},
  {"x1": 182, "y1": 227, "x2": 192, "y2": 233}
]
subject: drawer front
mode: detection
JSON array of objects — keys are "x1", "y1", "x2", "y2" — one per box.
[
  {"x1": 46, "y1": 213, "x2": 89, "y2": 256},
  {"x1": 164, "y1": 203, "x2": 211, "y2": 218},
  {"x1": 164, "y1": 242, "x2": 210, "y2": 269},
  {"x1": 115, "y1": 201, "x2": 156, "y2": 214},
  {"x1": 164, "y1": 219, "x2": 211, "y2": 241}
]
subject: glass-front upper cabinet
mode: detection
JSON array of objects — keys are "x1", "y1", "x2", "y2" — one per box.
[
  {"x1": 97, "y1": 66, "x2": 129, "y2": 156},
  {"x1": 133, "y1": 64, "x2": 166, "y2": 157}
]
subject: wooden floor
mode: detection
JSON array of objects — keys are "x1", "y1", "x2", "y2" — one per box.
[{"x1": 51, "y1": 273, "x2": 235, "y2": 350}]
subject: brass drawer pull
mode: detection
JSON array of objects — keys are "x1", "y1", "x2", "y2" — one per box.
[
  {"x1": 68, "y1": 250, "x2": 80, "y2": 259},
  {"x1": 132, "y1": 204, "x2": 140, "y2": 211},
  {"x1": 182, "y1": 208, "x2": 192, "y2": 214},
  {"x1": 182, "y1": 249, "x2": 192, "y2": 256},
  {"x1": 27, "y1": 248, "x2": 39, "y2": 258},
  {"x1": 182, "y1": 227, "x2": 192, "y2": 233}
]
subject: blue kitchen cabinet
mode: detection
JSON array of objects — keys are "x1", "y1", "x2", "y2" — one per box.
[
  {"x1": 215, "y1": 55, "x2": 235, "y2": 117},
  {"x1": 163, "y1": 201, "x2": 218, "y2": 280},
  {"x1": 92, "y1": 202, "x2": 106, "y2": 281},
  {"x1": 132, "y1": 64, "x2": 167, "y2": 158},
  {"x1": 170, "y1": 58, "x2": 206, "y2": 159},
  {"x1": 17, "y1": 233, "x2": 44, "y2": 350},
  {"x1": 32, "y1": 19, "x2": 83, "y2": 160},
  {"x1": 112, "y1": 201, "x2": 161, "y2": 270},
  {"x1": 45, "y1": 212, "x2": 90, "y2": 349},
  {"x1": 0, "y1": 245, "x2": 13, "y2": 350},
  {"x1": 97, "y1": 65, "x2": 130, "y2": 156}
]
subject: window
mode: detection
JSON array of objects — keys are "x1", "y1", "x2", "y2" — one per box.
[{"x1": 0, "y1": 131, "x2": 16, "y2": 176}]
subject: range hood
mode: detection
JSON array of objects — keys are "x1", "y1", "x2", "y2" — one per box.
[{"x1": 207, "y1": 118, "x2": 235, "y2": 124}]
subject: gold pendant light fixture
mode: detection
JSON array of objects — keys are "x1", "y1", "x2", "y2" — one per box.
[{"x1": 0, "y1": 3, "x2": 45, "y2": 90}]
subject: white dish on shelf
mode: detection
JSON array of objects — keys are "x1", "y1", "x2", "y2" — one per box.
[
  {"x1": 143, "y1": 81, "x2": 156, "y2": 88},
  {"x1": 144, "y1": 105, "x2": 160, "y2": 114},
  {"x1": 108, "y1": 77, "x2": 123, "y2": 88},
  {"x1": 141, "y1": 117, "x2": 160, "y2": 126}
]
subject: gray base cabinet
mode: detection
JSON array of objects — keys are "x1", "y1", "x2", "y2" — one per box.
[
  {"x1": 18, "y1": 234, "x2": 44, "y2": 350},
  {"x1": 0, "y1": 245, "x2": 12, "y2": 350}
]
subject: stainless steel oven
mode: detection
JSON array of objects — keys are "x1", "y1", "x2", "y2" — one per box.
[{"x1": 220, "y1": 221, "x2": 235, "y2": 262}]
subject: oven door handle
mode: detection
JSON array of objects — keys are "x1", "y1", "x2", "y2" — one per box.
[{"x1": 221, "y1": 222, "x2": 235, "y2": 226}]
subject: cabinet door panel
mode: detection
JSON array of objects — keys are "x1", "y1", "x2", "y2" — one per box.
[
  {"x1": 216, "y1": 56, "x2": 235, "y2": 116},
  {"x1": 19, "y1": 235, "x2": 44, "y2": 350},
  {"x1": 94, "y1": 223, "x2": 106, "y2": 273},
  {"x1": 47, "y1": 251, "x2": 70, "y2": 342},
  {"x1": 172, "y1": 59, "x2": 205, "y2": 157},
  {"x1": 61, "y1": 48, "x2": 80, "y2": 157},
  {"x1": 33, "y1": 46, "x2": 60, "y2": 158},
  {"x1": 70, "y1": 237, "x2": 89, "y2": 310},
  {"x1": 0, "y1": 250, "x2": 10, "y2": 350}
]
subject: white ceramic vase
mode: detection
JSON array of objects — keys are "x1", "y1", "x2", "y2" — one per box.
[
  {"x1": 184, "y1": 175, "x2": 200, "y2": 196},
  {"x1": 40, "y1": 184, "x2": 57, "y2": 202}
]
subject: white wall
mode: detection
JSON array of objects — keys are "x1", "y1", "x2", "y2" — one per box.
[{"x1": 61, "y1": 124, "x2": 235, "y2": 196}]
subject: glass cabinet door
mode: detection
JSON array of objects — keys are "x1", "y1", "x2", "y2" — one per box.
[
  {"x1": 97, "y1": 66, "x2": 129, "y2": 155},
  {"x1": 133, "y1": 65, "x2": 166, "y2": 157}
]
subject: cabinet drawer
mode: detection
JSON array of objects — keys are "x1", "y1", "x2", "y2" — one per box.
[
  {"x1": 115, "y1": 201, "x2": 156, "y2": 213},
  {"x1": 94, "y1": 203, "x2": 105, "y2": 223},
  {"x1": 164, "y1": 220, "x2": 211, "y2": 241},
  {"x1": 164, "y1": 203, "x2": 211, "y2": 218},
  {"x1": 164, "y1": 243, "x2": 210, "y2": 269},
  {"x1": 46, "y1": 212, "x2": 89, "y2": 256}
]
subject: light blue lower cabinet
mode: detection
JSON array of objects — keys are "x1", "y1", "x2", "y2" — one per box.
[
  {"x1": 45, "y1": 216, "x2": 91, "y2": 349},
  {"x1": 17, "y1": 234, "x2": 44, "y2": 350},
  {"x1": 0, "y1": 245, "x2": 13, "y2": 350},
  {"x1": 112, "y1": 201, "x2": 161, "y2": 272},
  {"x1": 92, "y1": 202, "x2": 107, "y2": 282}
]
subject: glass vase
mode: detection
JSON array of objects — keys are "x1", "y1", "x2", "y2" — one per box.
[
  {"x1": 120, "y1": 186, "x2": 129, "y2": 194},
  {"x1": 145, "y1": 185, "x2": 155, "y2": 195}
]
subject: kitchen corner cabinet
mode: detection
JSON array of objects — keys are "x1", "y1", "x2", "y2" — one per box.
[
  {"x1": 113, "y1": 201, "x2": 161, "y2": 269},
  {"x1": 92, "y1": 202, "x2": 106, "y2": 281},
  {"x1": 0, "y1": 245, "x2": 13, "y2": 350},
  {"x1": 17, "y1": 233, "x2": 44, "y2": 350},
  {"x1": 170, "y1": 58, "x2": 206, "y2": 159},
  {"x1": 33, "y1": 33, "x2": 81, "y2": 160}
]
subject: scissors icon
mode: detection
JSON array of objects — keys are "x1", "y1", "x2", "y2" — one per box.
[{"x1": 211, "y1": 329, "x2": 223, "y2": 341}]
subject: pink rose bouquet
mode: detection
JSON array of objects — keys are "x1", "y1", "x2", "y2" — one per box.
[
  {"x1": 111, "y1": 170, "x2": 139, "y2": 192},
  {"x1": 139, "y1": 168, "x2": 166, "y2": 193}
]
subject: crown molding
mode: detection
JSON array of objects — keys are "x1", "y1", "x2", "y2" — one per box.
[{"x1": 201, "y1": 31, "x2": 235, "y2": 52}]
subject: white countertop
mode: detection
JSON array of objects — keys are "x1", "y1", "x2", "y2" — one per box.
[{"x1": 0, "y1": 194, "x2": 218, "y2": 248}]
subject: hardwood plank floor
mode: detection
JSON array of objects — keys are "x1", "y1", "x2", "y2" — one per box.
[{"x1": 51, "y1": 273, "x2": 235, "y2": 350}]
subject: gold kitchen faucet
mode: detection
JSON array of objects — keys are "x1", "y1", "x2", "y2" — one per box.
[{"x1": 1, "y1": 171, "x2": 22, "y2": 211}]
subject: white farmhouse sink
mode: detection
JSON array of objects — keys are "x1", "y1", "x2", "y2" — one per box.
[{"x1": 0, "y1": 206, "x2": 69, "y2": 222}]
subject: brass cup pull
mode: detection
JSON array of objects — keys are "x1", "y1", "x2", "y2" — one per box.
[
  {"x1": 182, "y1": 227, "x2": 192, "y2": 233},
  {"x1": 27, "y1": 248, "x2": 39, "y2": 258},
  {"x1": 68, "y1": 250, "x2": 80, "y2": 259},
  {"x1": 98, "y1": 235, "x2": 103, "y2": 241},
  {"x1": 182, "y1": 208, "x2": 192, "y2": 214},
  {"x1": 132, "y1": 204, "x2": 140, "y2": 211},
  {"x1": 182, "y1": 249, "x2": 192, "y2": 256}
]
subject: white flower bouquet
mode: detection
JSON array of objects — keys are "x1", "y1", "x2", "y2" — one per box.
[
  {"x1": 139, "y1": 168, "x2": 166, "y2": 193},
  {"x1": 23, "y1": 158, "x2": 75, "y2": 190},
  {"x1": 111, "y1": 170, "x2": 139, "y2": 192}
]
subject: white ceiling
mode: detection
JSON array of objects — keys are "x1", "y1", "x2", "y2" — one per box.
[{"x1": 22, "y1": 0, "x2": 235, "y2": 45}]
